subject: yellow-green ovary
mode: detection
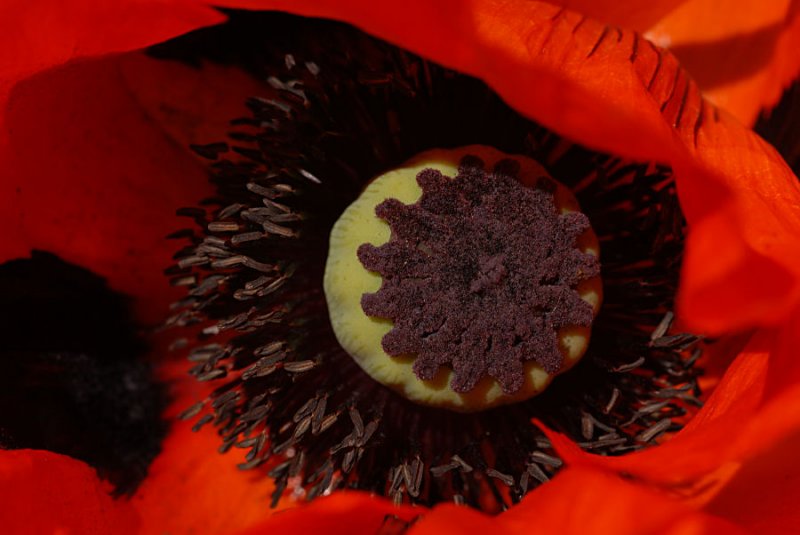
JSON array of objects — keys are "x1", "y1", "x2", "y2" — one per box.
[{"x1": 323, "y1": 146, "x2": 602, "y2": 412}]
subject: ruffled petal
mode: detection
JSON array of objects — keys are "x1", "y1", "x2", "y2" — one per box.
[
  {"x1": 228, "y1": 0, "x2": 800, "y2": 332},
  {"x1": 233, "y1": 0, "x2": 679, "y2": 161},
  {"x1": 0, "y1": 449, "x2": 139, "y2": 534},
  {"x1": 646, "y1": 0, "x2": 800, "y2": 126}
]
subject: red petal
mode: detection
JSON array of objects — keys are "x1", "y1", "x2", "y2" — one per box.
[
  {"x1": 763, "y1": 306, "x2": 800, "y2": 400},
  {"x1": 409, "y1": 503, "x2": 512, "y2": 535},
  {"x1": 132, "y1": 420, "x2": 283, "y2": 534},
  {"x1": 0, "y1": 49, "x2": 263, "y2": 324},
  {"x1": 677, "y1": 206, "x2": 800, "y2": 332},
  {"x1": 657, "y1": 515, "x2": 749, "y2": 535},
  {"x1": 116, "y1": 52, "x2": 266, "y2": 159},
  {"x1": 646, "y1": 0, "x2": 800, "y2": 125},
  {"x1": 4, "y1": 1, "x2": 798, "y2": 330},
  {"x1": 706, "y1": 411, "x2": 800, "y2": 533},
  {"x1": 126, "y1": 353, "x2": 278, "y2": 534},
  {"x1": 401, "y1": 467, "x2": 746, "y2": 534},
  {"x1": 497, "y1": 467, "x2": 745, "y2": 535},
  {"x1": 222, "y1": 0, "x2": 800, "y2": 331},
  {"x1": 0, "y1": 0, "x2": 223, "y2": 87},
  {"x1": 548, "y1": 0, "x2": 689, "y2": 32},
  {"x1": 0, "y1": 450, "x2": 138, "y2": 534},
  {"x1": 230, "y1": 492, "x2": 422, "y2": 535},
  {"x1": 0, "y1": 58, "x2": 214, "y2": 323},
  {"x1": 676, "y1": 109, "x2": 800, "y2": 332}
]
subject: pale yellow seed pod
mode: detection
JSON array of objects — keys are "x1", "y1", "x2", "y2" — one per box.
[{"x1": 324, "y1": 146, "x2": 602, "y2": 412}]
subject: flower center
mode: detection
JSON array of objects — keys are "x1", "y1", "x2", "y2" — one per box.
[
  {"x1": 160, "y1": 11, "x2": 704, "y2": 512},
  {"x1": 324, "y1": 146, "x2": 601, "y2": 411}
]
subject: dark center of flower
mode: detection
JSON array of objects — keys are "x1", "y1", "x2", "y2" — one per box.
[
  {"x1": 159, "y1": 12, "x2": 703, "y2": 513},
  {"x1": 357, "y1": 157, "x2": 600, "y2": 393}
]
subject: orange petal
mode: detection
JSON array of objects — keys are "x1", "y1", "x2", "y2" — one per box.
[
  {"x1": 0, "y1": 449, "x2": 139, "y2": 534},
  {"x1": 678, "y1": 205, "x2": 800, "y2": 332},
  {"x1": 230, "y1": 492, "x2": 422, "y2": 535},
  {"x1": 498, "y1": 467, "x2": 745, "y2": 535},
  {"x1": 646, "y1": 0, "x2": 800, "y2": 125},
  {"x1": 675, "y1": 113, "x2": 800, "y2": 332},
  {"x1": 228, "y1": 0, "x2": 800, "y2": 331}
]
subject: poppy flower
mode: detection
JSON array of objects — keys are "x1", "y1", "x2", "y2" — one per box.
[{"x1": 2, "y1": 1, "x2": 800, "y2": 534}]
